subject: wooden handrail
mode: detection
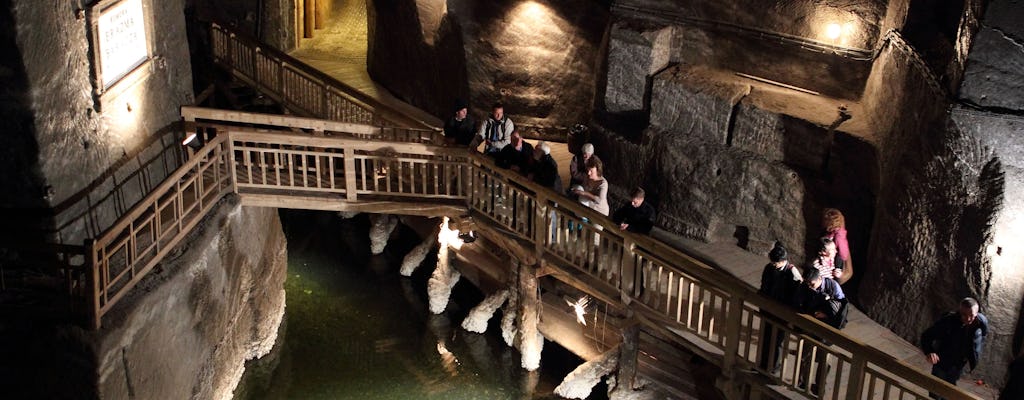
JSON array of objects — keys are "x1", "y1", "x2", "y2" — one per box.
[
  {"x1": 72, "y1": 106, "x2": 978, "y2": 400},
  {"x1": 209, "y1": 22, "x2": 438, "y2": 130}
]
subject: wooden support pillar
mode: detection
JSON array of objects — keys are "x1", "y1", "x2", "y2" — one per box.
[
  {"x1": 303, "y1": 0, "x2": 315, "y2": 38},
  {"x1": 616, "y1": 325, "x2": 641, "y2": 391},
  {"x1": 516, "y1": 260, "x2": 542, "y2": 371},
  {"x1": 314, "y1": 0, "x2": 325, "y2": 29}
]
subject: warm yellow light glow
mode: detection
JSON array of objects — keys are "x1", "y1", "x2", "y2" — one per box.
[
  {"x1": 438, "y1": 216, "x2": 464, "y2": 250},
  {"x1": 521, "y1": 1, "x2": 546, "y2": 19},
  {"x1": 98, "y1": 0, "x2": 149, "y2": 88},
  {"x1": 825, "y1": 23, "x2": 842, "y2": 40},
  {"x1": 565, "y1": 296, "x2": 591, "y2": 326}
]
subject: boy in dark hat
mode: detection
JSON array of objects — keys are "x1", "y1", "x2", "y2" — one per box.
[{"x1": 444, "y1": 98, "x2": 476, "y2": 146}]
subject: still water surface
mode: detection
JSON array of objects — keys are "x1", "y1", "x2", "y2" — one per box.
[{"x1": 235, "y1": 211, "x2": 601, "y2": 399}]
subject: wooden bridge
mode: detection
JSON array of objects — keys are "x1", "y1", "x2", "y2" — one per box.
[{"x1": 15, "y1": 21, "x2": 986, "y2": 400}]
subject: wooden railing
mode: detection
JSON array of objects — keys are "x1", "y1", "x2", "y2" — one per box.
[
  {"x1": 465, "y1": 154, "x2": 977, "y2": 400},
  {"x1": 209, "y1": 23, "x2": 437, "y2": 130},
  {"x1": 73, "y1": 107, "x2": 978, "y2": 400},
  {"x1": 85, "y1": 134, "x2": 232, "y2": 328}
]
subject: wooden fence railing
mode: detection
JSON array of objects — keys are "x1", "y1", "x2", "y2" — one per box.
[
  {"x1": 86, "y1": 134, "x2": 232, "y2": 329},
  {"x1": 210, "y1": 22, "x2": 437, "y2": 130},
  {"x1": 465, "y1": 154, "x2": 977, "y2": 400},
  {"x1": 73, "y1": 107, "x2": 978, "y2": 400}
]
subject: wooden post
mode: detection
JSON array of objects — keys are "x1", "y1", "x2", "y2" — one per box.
[
  {"x1": 719, "y1": 293, "x2": 746, "y2": 398},
  {"x1": 517, "y1": 260, "x2": 542, "y2": 371},
  {"x1": 343, "y1": 147, "x2": 357, "y2": 201},
  {"x1": 533, "y1": 192, "x2": 547, "y2": 259},
  {"x1": 314, "y1": 0, "x2": 325, "y2": 29},
  {"x1": 845, "y1": 354, "x2": 867, "y2": 400},
  {"x1": 303, "y1": 0, "x2": 315, "y2": 38},
  {"x1": 85, "y1": 239, "x2": 101, "y2": 330},
  {"x1": 226, "y1": 136, "x2": 239, "y2": 193},
  {"x1": 620, "y1": 237, "x2": 636, "y2": 305},
  {"x1": 617, "y1": 325, "x2": 641, "y2": 390}
]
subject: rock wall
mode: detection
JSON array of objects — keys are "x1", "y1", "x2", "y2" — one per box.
[
  {"x1": 0, "y1": 199, "x2": 287, "y2": 399},
  {"x1": 856, "y1": 1, "x2": 1024, "y2": 387},
  {"x1": 366, "y1": 0, "x2": 469, "y2": 119},
  {"x1": 7, "y1": 0, "x2": 194, "y2": 243},
  {"x1": 94, "y1": 199, "x2": 287, "y2": 400},
  {"x1": 594, "y1": 63, "x2": 877, "y2": 263},
  {"x1": 367, "y1": 0, "x2": 608, "y2": 127}
]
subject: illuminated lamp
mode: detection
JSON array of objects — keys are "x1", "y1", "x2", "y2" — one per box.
[
  {"x1": 825, "y1": 23, "x2": 842, "y2": 40},
  {"x1": 182, "y1": 132, "x2": 202, "y2": 150}
]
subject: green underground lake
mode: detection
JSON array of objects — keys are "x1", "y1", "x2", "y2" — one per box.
[{"x1": 233, "y1": 210, "x2": 606, "y2": 400}]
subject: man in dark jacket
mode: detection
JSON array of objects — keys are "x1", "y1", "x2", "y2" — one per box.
[
  {"x1": 792, "y1": 268, "x2": 846, "y2": 395},
  {"x1": 530, "y1": 141, "x2": 563, "y2": 193},
  {"x1": 757, "y1": 242, "x2": 802, "y2": 373},
  {"x1": 921, "y1": 297, "x2": 989, "y2": 392},
  {"x1": 612, "y1": 188, "x2": 656, "y2": 234},
  {"x1": 496, "y1": 130, "x2": 533, "y2": 173},
  {"x1": 443, "y1": 99, "x2": 476, "y2": 146}
]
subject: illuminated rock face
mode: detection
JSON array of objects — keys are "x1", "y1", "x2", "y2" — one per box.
[
  {"x1": 4, "y1": 0, "x2": 193, "y2": 245},
  {"x1": 368, "y1": 0, "x2": 607, "y2": 127},
  {"x1": 92, "y1": 201, "x2": 286, "y2": 400},
  {"x1": 859, "y1": 1, "x2": 1024, "y2": 388}
]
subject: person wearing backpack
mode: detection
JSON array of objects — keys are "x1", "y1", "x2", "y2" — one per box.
[{"x1": 477, "y1": 102, "x2": 515, "y2": 156}]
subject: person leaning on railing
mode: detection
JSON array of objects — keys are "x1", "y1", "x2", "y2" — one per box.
[
  {"x1": 792, "y1": 268, "x2": 848, "y2": 395},
  {"x1": 477, "y1": 102, "x2": 514, "y2": 156}
]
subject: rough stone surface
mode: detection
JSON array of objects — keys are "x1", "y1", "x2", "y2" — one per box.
[
  {"x1": 427, "y1": 242, "x2": 461, "y2": 314},
  {"x1": 94, "y1": 200, "x2": 287, "y2": 400},
  {"x1": 366, "y1": 0, "x2": 470, "y2": 119},
  {"x1": 596, "y1": 63, "x2": 878, "y2": 264},
  {"x1": 461, "y1": 289, "x2": 509, "y2": 333},
  {"x1": 501, "y1": 275, "x2": 520, "y2": 347},
  {"x1": 950, "y1": 108, "x2": 1024, "y2": 387},
  {"x1": 10, "y1": 0, "x2": 193, "y2": 213},
  {"x1": 0, "y1": 199, "x2": 290, "y2": 399},
  {"x1": 368, "y1": 213, "x2": 398, "y2": 255},
  {"x1": 603, "y1": 20, "x2": 673, "y2": 113},
  {"x1": 958, "y1": 26, "x2": 1024, "y2": 111},
  {"x1": 368, "y1": 0, "x2": 608, "y2": 127},
  {"x1": 554, "y1": 346, "x2": 620, "y2": 399},
  {"x1": 399, "y1": 234, "x2": 435, "y2": 276}
]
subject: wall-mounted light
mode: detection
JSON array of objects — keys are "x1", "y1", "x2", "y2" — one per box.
[
  {"x1": 825, "y1": 23, "x2": 842, "y2": 40},
  {"x1": 182, "y1": 132, "x2": 202, "y2": 150}
]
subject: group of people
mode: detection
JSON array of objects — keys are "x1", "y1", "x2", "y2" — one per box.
[
  {"x1": 444, "y1": 100, "x2": 656, "y2": 235},
  {"x1": 757, "y1": 209, "x2": 989, "y2": 398},
  {"x1": 447, "y1": 99, "x2": 991, "y2": 398}
]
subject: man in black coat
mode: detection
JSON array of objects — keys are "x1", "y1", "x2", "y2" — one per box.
[
  {"x1": 443, "y1": 99, "x2": 476, "y2": 146},
  {"x1": 921, "y1": 297, "x2": 989, "y2": 396},
  {"x1": 612, "y1": 188, "x2": 656, "y2": 234},
  {"x1": 756, "y1": 242, "x2": 802, "y2": 373},
  {"x1": 496, "y1": 130, "x2": 533, "y2": 173}
]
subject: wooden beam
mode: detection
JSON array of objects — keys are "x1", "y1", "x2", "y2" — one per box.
[
  {"x1": 238, "y1": 192, "x2": 467, "y2": 217},
  {"x1": 181, "y1": 106, "x2": 382, "y2": 136}
]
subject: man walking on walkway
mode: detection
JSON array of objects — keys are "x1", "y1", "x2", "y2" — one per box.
[
  {"x1": 477, "y1": 102, "x2": 514, "y2": 156},
  {"x1": 921, "y1": 297, "x2": 989, "y2": 397}
]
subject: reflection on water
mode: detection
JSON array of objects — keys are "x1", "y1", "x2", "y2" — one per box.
[{"x1": 234, "y1": 211, "x2": 602, "y2": 399}]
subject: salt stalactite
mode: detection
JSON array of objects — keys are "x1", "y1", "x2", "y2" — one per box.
[
  {"x1": 501, "y1": 269, "x2": 520, "y2": 347},
  {"x1": 336, "y1": 211, "x2": 360, "y2": 219},
  {"x1": 461, "y1": 290, "x2": 509, "y2": 333},
  {"x1": 517, "y1": 262, "x2": 543, "y2": 371},
  {"x1": 427, "y1": 217, "x2": 463, "y2": 314},
  {"x1": 368, "y1": 214, "x2": 398, "y2": 255},
  {"x1": 400, "y1": 235, "x2": 435, "y2": 276},
  {"x1": 553, "y1": 346, "x2": 621, "y2": 399}
]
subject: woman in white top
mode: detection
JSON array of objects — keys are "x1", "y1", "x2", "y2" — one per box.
[{"x1": 573, "y1": 159, "x2": 609, "y2": 216}]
